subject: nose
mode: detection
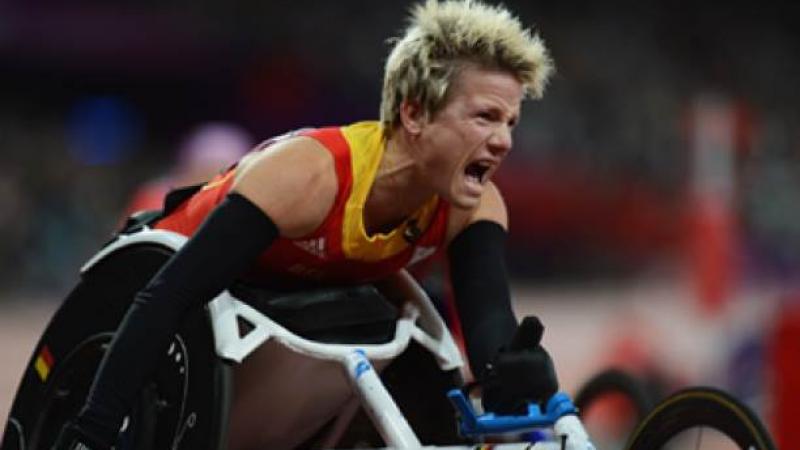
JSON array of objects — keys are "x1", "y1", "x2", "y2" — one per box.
[{"x1": 487, "y1": 124, "x2": 513, "y2": 155}]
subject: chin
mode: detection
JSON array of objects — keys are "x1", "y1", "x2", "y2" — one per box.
[{"x1": 448, "y1": 194, "x2": 481, "y2": 210}]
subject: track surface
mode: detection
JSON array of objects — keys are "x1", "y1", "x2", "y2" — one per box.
[{"x1": 0, "y1": 301, "x2": 55, "y2": 426}]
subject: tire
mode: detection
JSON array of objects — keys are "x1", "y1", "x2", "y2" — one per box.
[
  {"x1": 624, "y1": 387, "x2": 776, "y2": 450},
  {"x1": 1, "y1": 243, "x2": 231, "y2": 450},
  {"x1": 574, "y1": 368, "x2": 654, "y2": 421},
  {"x1": 574, "y1": 369, "x2": 653, "y2": 450}
]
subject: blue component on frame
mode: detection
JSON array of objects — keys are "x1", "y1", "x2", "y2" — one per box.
[
  {"x1": 353, "y1": 349, "x2": 372, "y2": 379},
  {"x1": 523, "y1": 429, "x2": 550, "y2": 443},
  {"x1": 447, "y1": 390, "x2": 578, "y2": 437}
]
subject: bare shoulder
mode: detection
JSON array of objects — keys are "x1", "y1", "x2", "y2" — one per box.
[
  {"x1": 445, "y1": 182, "x2": 508, "y2": 244},
  {"x1": 232, "y1": 136, "x2": 338, "y2": 238}
]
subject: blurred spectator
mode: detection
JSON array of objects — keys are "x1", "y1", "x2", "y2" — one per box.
[
  {"x1": 0, "y1": 1, "x2": 798, "y2": 295},
  {"x1": 0, "y1": 169, "x2": 33, "y2": 291},
  {"x1": 124, "y1": 122, "x2": 253, "y2": 216}
]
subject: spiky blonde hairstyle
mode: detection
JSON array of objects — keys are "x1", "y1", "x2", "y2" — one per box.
[{"x1": 380, "y1": 0, "x2": 554, "y2": 131}]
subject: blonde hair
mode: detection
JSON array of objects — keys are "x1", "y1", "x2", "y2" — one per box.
[{"x1": 380, "y1": 0, "x2": 554, "y2": 131}]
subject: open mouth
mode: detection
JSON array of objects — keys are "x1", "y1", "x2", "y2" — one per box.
[{"x1": 464, "y1": 161, "x2": 491, "y2": 184}]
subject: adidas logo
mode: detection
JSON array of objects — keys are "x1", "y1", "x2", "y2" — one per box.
[{"x1": 293, "y1": 237, "x2": 326, "y2": 258}]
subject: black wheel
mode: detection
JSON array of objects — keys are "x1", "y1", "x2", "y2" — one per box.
[
  {"x1": 574, "y1": 368, "x2": 654, "y2": 449},
  {"x1": 624, "y1": 387, "x2": 776, "y2": 450},
  {"x1": 575, "y1": 368, "x2": 654, "y2": 419},
  {"x1": 2, "y1": 242, "x2": 231, "y2": 450}
]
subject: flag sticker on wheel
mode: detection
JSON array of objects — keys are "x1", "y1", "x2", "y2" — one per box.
[{"x1": 34, "y1": 345, "x2": 54, "y2": 382}]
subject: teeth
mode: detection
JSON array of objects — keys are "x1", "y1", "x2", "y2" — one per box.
[
  {"x1": 466, "y1": 173, "x2": 481, "y2": 184},
  {"x1": 478, "y1": 164, "x2": 490, "y2": 183},
  {"x1": 465, "y1": 161, "x2": 492, "y2": 185}
]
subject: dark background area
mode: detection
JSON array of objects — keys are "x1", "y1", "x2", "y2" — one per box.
[{"x1": 1, "y1": 0, "x2": 799, "y2": 293}]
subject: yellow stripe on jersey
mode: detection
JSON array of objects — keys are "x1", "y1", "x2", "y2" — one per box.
[
  {"x1": 201, "y1": 169, "x2": 236, "y2": 191},
  {"x1": 340, "y1": 121, "x2": 439, "y2": 262}
]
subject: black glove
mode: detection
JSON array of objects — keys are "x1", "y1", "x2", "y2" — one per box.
[
  {"x1": 51, "y1": 421, "x2": 110, "y2": 450},
  {"x1": 480, "y1": 316, "x2": 559, "y2": 415}
]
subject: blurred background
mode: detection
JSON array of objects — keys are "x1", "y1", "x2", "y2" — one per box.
[{"x1": 1, "y1": 0, "x2": 799, "y2": 447}]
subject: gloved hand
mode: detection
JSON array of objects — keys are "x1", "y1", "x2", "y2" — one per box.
[{"x1": 480, "y1": 316, "x2": 559, "y2": 415}]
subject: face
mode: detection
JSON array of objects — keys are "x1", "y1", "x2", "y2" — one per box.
[{"x1": 405, "y1": 65, "x2": 524, "y2": 210}]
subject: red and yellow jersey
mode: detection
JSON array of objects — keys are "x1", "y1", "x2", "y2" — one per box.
[{"x1": 155, "y1": 121, "x2": 449, "y2": 286}]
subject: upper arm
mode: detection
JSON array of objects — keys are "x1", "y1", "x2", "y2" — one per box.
[
  {"x1": 445, "y1": 181, "x2": 508, "y2": 244},
  {"x1": 231, "y1": 136, "x2": 338, "y2": 238}
]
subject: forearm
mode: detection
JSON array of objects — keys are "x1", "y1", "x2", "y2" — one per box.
[
  {"x1": 447, "y1": 220, "x2": 517, "y2": 374},
  {"x1": 78, "y1": 193, "x2": 279, "y2": 445}
]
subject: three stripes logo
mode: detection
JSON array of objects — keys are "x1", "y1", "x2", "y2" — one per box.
[{"x1": 293, "y1": 237, "x2": 326, "y2": 258}]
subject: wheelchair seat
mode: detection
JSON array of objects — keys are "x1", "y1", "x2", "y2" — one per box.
[{"x1": 229, "y1": 283, "x2": 399, "y2": 345}]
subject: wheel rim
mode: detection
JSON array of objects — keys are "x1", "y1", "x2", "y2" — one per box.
[
  {"x1": 29, "y1": 333, "x2": 191, "y2": 450},
  {"x1": 29, "y1": 335, "x2": 109, "y2": 449},
  {"x1": 656, "y1": 426, "x2": 760, "y2": 449},
  {"x1": 626, "y1": 388, "x2": 774, "y2": 450}
]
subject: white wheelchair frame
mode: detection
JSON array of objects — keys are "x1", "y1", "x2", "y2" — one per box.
[{"x1": 83, "y1": 227, "x2": 593, "y2": 450}]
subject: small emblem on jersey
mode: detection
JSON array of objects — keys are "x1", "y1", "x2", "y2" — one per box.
[
  {"x1": 403, "y1": 219, "x2": 422, "y2": 243},
  {"x1": 408, "y1": 246, "x2": 437, "y2": 266},
  {"x1": 294, "y1": 237, "x2": 326, "y2": 258}
]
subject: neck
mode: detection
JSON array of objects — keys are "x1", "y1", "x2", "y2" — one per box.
[{"x1": 364, "y1": 129, "x2": 434, "y2": 235}]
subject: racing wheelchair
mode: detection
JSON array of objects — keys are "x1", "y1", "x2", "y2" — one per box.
[{"x1": 1, "y1": 213, "x2": 777, "y2": 449}]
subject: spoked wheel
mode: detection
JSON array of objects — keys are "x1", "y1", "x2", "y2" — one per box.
[
  {"x1": 574, "y1": 369, "x2": 654, "y2": 450},
  {"x1": 624, "y1": 387, "x2": 776, "y2": 450},
  {"x1": 2, "y1": 242, "x2": 230, "y2": 450}
]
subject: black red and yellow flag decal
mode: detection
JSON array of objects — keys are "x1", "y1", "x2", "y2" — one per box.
[{"x1": 34, "y1": 345, "x2": 55, "y2": 382}]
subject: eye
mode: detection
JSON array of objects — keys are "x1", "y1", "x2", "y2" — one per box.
[{"x1": 476, "y1": 110, "x2": 496, "y2": 122}]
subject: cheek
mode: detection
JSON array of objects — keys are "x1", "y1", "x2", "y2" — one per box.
[
  {"x1": 421, "y1": 128, "x2": 461, "y2": 166},
  {"x1": 420, "y1": 120, "x2": 482, "y2": 173},
  {"x1": 435, "y1": 139, "x2": 469, "y2": 172}
]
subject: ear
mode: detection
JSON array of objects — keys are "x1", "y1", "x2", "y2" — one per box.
[{"x1": 398, "y1": 99, "x2": 425, "y2": 136}]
